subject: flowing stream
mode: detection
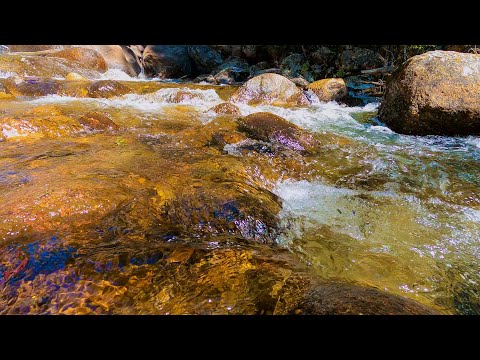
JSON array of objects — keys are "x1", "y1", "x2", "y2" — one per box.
[{"x1": 0, "y1": 67, "x2": 479, "y2": 314}]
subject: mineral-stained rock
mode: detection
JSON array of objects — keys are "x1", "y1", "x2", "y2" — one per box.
[
  {"x1": 378, "y1": 50, "x2": 480, "y2": 135},
  {"x1": 208, "y1": 102, "x2": 241, "y2": 115},
  {"x1": 78, "y1": 112, "x2": 119, "y2": 131},
  {"x1": 87, "y1": 80, "x2": 131, "y2": 98},
  {"x1": 237, "y1": 112, "x2": 317, "y2": 152},
  {"x1": 308, "y1": 78, "x2": 347, "y2": 102}
]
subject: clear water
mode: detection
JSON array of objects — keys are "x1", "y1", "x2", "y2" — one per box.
[{"x1": 1, "y1": 73, "x2": 479, "y2": 314}]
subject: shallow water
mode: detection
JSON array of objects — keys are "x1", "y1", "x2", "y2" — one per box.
[{"x1": 1, "y1": 74, "x2": 479, "y2": 314}]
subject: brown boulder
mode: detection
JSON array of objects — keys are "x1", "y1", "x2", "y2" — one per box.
[
  {"x1": 378, "y1": 51, "x2": 480, "y2": 135},
  {"x1": 0, "y1": 53, "x2": 101, "y2": 79},
  {"x1": 74, "y1": 45, "x2": 141, "y2": 76},
  {"x1": 49, "y1": 48, "x2": 107, "y2": 72},
  {"x1": 87, "y1": 80, "x2": 131, "y2": 98},
  {"x1": 7, "y1": 45, "x2": 67, "y2": 52},
  {"x1": 308, "y1": 78, "x2": 347, "y2": 102},
  {"x1": 229, "y1": 73, "x2": 310, "y2": 106},
  {"x1": 237, "y1": 112, "x2": 317, "y2": 152},
  {"x1": 208, "y1": 102, "x2": 241, "y2": 115}
]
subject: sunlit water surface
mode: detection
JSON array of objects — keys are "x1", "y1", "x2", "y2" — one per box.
[{"x1": 1, "y1": 72, "x2": 479, "y2": 314}]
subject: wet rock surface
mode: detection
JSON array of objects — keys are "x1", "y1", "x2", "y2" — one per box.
[
  {"x1": 49, "y1": 48, "x2": 108, "y2": 73},
  {"x1": 208, "y1": 102, "x2": 241, "y2": 115},
  {"x1": 229, "y1": 73, "x2": 309, "y2": 106},
  {"x1": 294, "y1": 282, "x2": 440, "y2": 315},
  {"x1": 237, "y1": 112, "x2": 317, "y2": 152},
  {"x1": 308, "y1": 78, "x2": 347, "y2": 102},
  {"x1": 87, "y1": 80, "x2": 132, "y2": 98},
  {"x1": 0, "y1": 68, "x2": 476, "y2": 315},
  {"x1": 208, "y1": 57, "x2": 251, "y2": 85}
]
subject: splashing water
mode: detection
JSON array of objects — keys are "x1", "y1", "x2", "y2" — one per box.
[{"x1": 1, "y1": 80, "x2": 479, "y2": 314}]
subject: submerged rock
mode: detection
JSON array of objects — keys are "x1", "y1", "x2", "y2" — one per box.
[
  {"x1": 308, "y1": 78, "x2": 347, "y2": 102},
  {"x1": 0, "y1": 115, "x2": 81, "y2": 140},
  {"x1": 237, "y1": 112, "x2": 317, "y2": 152},
  {"x1": 78, "y1": 112, "x2": 119, "y2": 131},
  {"x1": 142, "y1": 45, "x2": 192, "y2": 79},
  {"x1": 379, "y1": 51, "x2": 480, "y2": 135},
  {"x1": 208, "y1": 102, "x2": 241, "y2": 115},
  {"x1": 178, "y1": 116, "x2": 247, "y2": 149},
  {"x1": 0, "y1": 106, "x2": 82, "y2": 140},
  {"x1": 87, "y1": 80, "x2": 132, "y2": 98},
  {"x1": 229, "y1": 73, "x2": 309, "y2": 106},
  {"x1": 24, "y1": 105, "x2": 64, "y2": 117},
  {"x1": 0, "y1": 177, "x2": 130, "y2": 244},
  {"x1": 163, "y1": 187, "x2": 281, "y2": 244},
  {"x1": 293, "y1": 282, "x2": 440, "y2": 315},
  {"x1": 0, "y1": 82, "x2": 14, "y2": 99},
  {"x1": 1, "y1": 78, "x2": 60, "y2": 97}
]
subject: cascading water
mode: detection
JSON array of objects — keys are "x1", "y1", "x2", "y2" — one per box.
[{"x1": 1, "y1": 65, "x2": 479, "y2": 314}]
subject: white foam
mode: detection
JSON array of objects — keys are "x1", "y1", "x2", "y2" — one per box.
[
  {"x1": 99, "y1": 69, "x2": 138, "y2": 81},
  {"x1": 95, "y1": 68, "x2": 162, "y2": 82},
  {"x1": 460, "y1": 207, "x2": 480, "y2": 223},
  {"x1": 113, "y1": 88, "x2": 223, "y2": 111},
  {"x1": 463, "y1": 66, "x2": 474, "y2": 76},
  {"x1": 235, "y1": 101, "x2": 376, "y2": 133},
  {"x1": 367, "y1": 125, "x2": 394, "y2": 134},
  {"x1": 2, "y1": 127, "x2": 23, "y2": 138},
  {"x1": 27, "y1": 88, "x2": 223, "y2": 114},
  {"x1": 273, "y1": 180, "x2": 364, "y2": 242},
  {"x1": 466, "y1": 136, "x2": 480, "y2": 148},
  {"x1": 0, "y1": 70, "x2": 16, "y2": 79}
]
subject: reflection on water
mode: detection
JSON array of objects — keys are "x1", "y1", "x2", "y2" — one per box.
[{"x1": 0, "y1": 79, "x2": 479, "y2": 314}]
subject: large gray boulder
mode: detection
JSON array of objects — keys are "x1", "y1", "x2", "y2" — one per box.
[
  {"x1": 378, "y1": 50, "x2": 480, "y2": 135},
  {"x1": 187, "y1": 45, "x2": 223, "y2": 74}
]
